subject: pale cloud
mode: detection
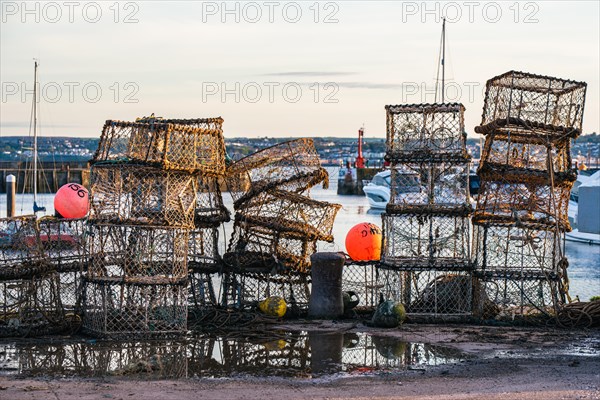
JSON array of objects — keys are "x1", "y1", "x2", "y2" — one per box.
[{"x1": 1, "y1": 1, "x2": 598, "y2": 138}]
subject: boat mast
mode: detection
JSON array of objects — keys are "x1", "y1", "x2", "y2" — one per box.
[
  {"x1": 441, "y1": 17, "x2": 446, "y2": 103},
  {"x1": 33, "y1": 61, "x2": 38, "y2": 212},
  {"x1": 32, "y1": 60, "x2": 45, "y2": 214}
]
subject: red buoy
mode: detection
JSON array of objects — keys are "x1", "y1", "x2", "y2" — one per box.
[
  {"x1": 54, "y1": 183, "x2": 89, "y2": 219},
  {"x1": 345, "y1": 222, "x2": 382, "y2": 261}
]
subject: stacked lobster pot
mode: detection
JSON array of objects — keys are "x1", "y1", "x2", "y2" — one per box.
[
  {"x1": 0, "y1": 215, "x2": 87, "y2": 337},
  {"x1": 223, "y1": 139, "x2": 341, "y2": 309},
  {"x1": 84, "y1": 116, "x2": 227, "y2": 338},
  {"x1": 472, "y1": 71, "x2": 587, "y2": 319},
  {"x1": 380, "y1": 104, "x2": 474, "y2": 317}
]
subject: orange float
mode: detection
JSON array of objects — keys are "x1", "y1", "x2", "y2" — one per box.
[
  {"x1": 54, "y1": 183, "x2": 90, "y2": 219},
  {"x1": 345, "y1": 222, "x2": 382, "y2": 261}
]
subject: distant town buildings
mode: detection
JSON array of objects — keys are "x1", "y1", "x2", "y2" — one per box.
[{"x1": 0, "y1": 135, "x2": 598, "y2": 169}]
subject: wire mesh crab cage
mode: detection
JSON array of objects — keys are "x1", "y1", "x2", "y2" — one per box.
[
  {"x1": 386, "y1": 162, "x2": 471, "y2": 214},
  {"x1": 0, "y1": 216, "x2": 46, "y2": 280},
  {"x1": 479, "y1": 133, "x2": 572, "y2": 177},
  {"x1": 195, "y1": 174, "x2": 230, "y2": 226},
  {"x1": 473, "y1": 224, "x2": 562, "y2": 274},
  {"x1": 476, "y1": 71, "x2": 587, "y2": 137},
  {"x1": 86, "y1": 223, "x2": 189, "y2": 281},
  {"x1": 234, "y1": 190, "x2": 340, "y2": 242},
  {"x1": 219, "y1": 272, "x2": 311, "y2": 311},
  {"x1": 83, "y1": 114, "x2": 231, "y2": 337},
  {"x1": 226, "y1": 138, "x2": 329, "y2": 201},
  {"x1": 37, "y1": 217, "x2": 87, "y2": 272},
  {"x1": 472, "y1": 70, "x2": 587, "y2": 322},
  {"x1": 82, "y1": 279, "x2": 187, "y2": 339},
  {"x1": 379, "y1": 102, "x2": 474, "y2": 318},
  {"x1": 93, "y1": 118, "x2": 226, "y2": 175},
  {"x1": 224, "y1": 218, "x2": 318, "y2": 274},
  {"x1": 385, "y1": 103, "x2": 468, "y2": 160},
  {"x1": 381, "y1": 213, "x2": 472, "y2": 270},
  {"x1": 0, "y1": 272, "x2": 68, "y2": 337},
  {"x1": 473, "y1": 178, "x2": 574, "y2": 231},
  {"x1": 221, "y1": 139, "x2": 339, "y2": 310},
  {"x1": 378, "y1": 268, "x2": 473, "y2": 316},
  {"x1": 89, "y1": 164, "x2": 198, "y2": 229}
]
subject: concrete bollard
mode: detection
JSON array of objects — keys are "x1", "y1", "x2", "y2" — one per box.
[
  {"x1": 308, "y1": 252, "x2": 345, "y2": 318},
  {"x1": 6, "y1": 174, "x2": 16, "y2": 217}
]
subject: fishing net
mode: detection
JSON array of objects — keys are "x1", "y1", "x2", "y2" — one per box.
[
  {"x1": 93, "y1": 118, "x2": 226, "y2": 174},
  {"x1": 385, "y1": 103, "x2": 467, "y2": 160}
]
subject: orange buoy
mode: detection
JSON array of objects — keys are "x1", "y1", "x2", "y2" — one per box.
[
  {"x1": 54, "y1": 183, "x2": 89, "y2": 219},
  {"x1": 345, "y1": 222, "x2": 382, "y2": 261}
]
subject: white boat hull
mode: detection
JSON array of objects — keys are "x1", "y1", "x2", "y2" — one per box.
[
  {"x1": 363, "y1": 185, "x2": 390, "y2": 209},
  {"x1": 565, "y1": 229, "x2": 600, "y2": 245}
]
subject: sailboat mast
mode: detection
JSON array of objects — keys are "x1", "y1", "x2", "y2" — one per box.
[
  {"x1": 33, "y1": 60, "x2": 38, "y2": 211},
  {"x1": 441, "y1": 17, "x2": 446, "y2": 103}
]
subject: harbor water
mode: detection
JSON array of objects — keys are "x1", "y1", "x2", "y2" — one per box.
[{"x1": 1, "y1": 168, "x2": 598, "y2": 302}]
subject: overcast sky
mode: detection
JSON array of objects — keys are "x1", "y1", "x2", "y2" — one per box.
[{"x1": 1, "y1": 1, "x2": 598, "y2": 139}]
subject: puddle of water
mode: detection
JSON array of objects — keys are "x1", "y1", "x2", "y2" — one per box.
[{"x1": 0, "y1": 331, "x2": 465, "y2": 379}]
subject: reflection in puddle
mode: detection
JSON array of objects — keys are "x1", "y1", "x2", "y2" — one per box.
[{"x1": 0, "y1": 332, "x2": 465, "y2": 379}]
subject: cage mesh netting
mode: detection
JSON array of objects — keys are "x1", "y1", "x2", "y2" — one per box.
[
  {"x1": 381, "y1": 213, "x2": 472, "y2": 271},
  {"x1": 472, "y1": 70, "x2": 587, "y2": 321},
  {"x1": 387, "y1": 162, "x2": 471, "y2": 214},
  {"x1": 476, "y1": 71, "x2": 586, "y2": 137},
  {"x1": 82, "y1": 279, "x2": 187, "y2": 339},
  {"x1": 86, "y1": 224, "x2": 189, "y2": 281},
  {"x1": 89, "y1": 164, "x2": 198, "y2": 229},
  {"x1": 0, "y1": 273, "x2": 68, "y2": 337},
  {"x1": 378, "y1": 268, "x2": 473, "y2": 315},
  {"x1": 93, "y1": 118, "x2": 226, "y2": 175},
  {"x1": 0, "y1": 216, "x2": 46, "y2": 280},
  {"x1": 385, "y1": 103, "x2": 467, "y2": 160}
]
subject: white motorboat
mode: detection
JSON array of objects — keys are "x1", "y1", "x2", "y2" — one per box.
[
  {"x1": 362, "y1": 170, "x2": 391, "y2": 209},
  {"x1": 362, "y1": 170, "x2": 422, "y2": 209}
]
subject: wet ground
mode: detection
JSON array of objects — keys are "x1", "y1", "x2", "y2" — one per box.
[
  {"x1": 1, "y1": 322, "x2": 599, "y2": 399},
  {"x1": 0, "y1": 329, "x2": 466, "y2": 380}
]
